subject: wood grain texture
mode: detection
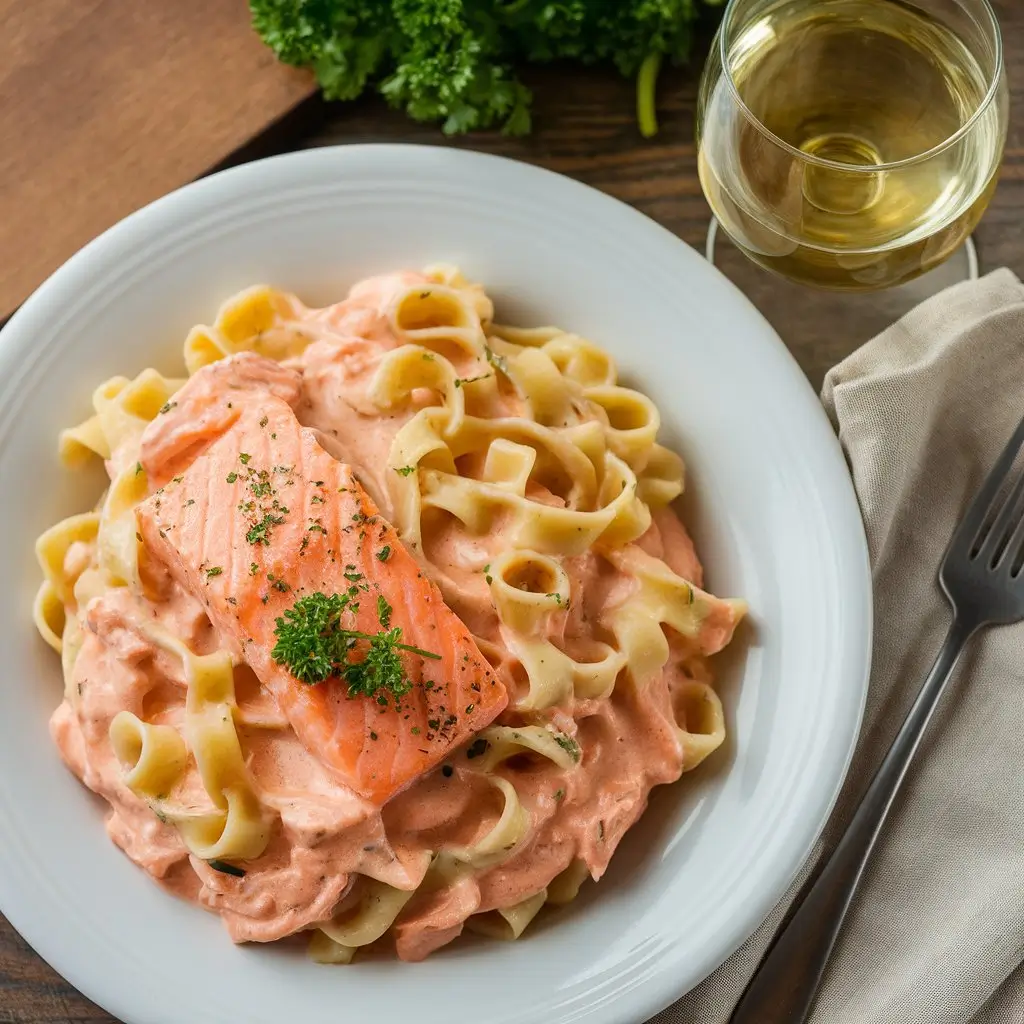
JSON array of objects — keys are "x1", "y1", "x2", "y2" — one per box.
[
  {"x1": 0, "y1": 0, "x2": 315, "y2": 320},
  {"x1": 1, "y1": 1, "x2": 1022, "y2": 1019}
]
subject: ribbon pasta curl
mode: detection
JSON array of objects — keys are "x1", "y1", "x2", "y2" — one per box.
[
  {"x1": 366, "y1": 275, "x2": 695, "y2": 723},
  {"x1": 115, "y1": 624, "x2": 272, "y2": 861}
]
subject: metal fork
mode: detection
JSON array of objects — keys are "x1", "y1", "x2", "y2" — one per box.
[{"x1": 729, "y1": 413, "x2": 1024, "y2": 1024}]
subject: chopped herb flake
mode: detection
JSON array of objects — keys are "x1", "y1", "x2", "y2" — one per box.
[
  {"x1": 466, "y1": 738, "x2": 489, "y2": 759},
  {"x1": 484, "y1": 346, "x2": 509, "y2": 374},
  {"x1": 246, "y1": 512, "x2": 284, "y2": 545},
  {"x1": 207, "y1": 859, "x2": 246, "y2": 877},
  {"x1": 555, "y1": 734, "x2": 581, "y2": 762},
  {"x1": 394, "y1": 466, "x2": 416, "y2": 477}
]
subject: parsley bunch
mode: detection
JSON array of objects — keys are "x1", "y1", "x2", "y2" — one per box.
[
  {"x1": 249, "y1": 0, "x2": 721, "y2": 136},
  {"x1": 272, "y1": 590, "x2": 440, "y2": 704}
]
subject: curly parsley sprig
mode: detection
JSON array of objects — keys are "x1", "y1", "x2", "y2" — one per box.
[{"x1": 271, "y1": 590, "x2": 440, "y2": 704}]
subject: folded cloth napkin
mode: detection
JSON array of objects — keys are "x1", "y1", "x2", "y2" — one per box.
[{"x1": 652, "y1": 267, "x2": 1024, "y2": 1024}]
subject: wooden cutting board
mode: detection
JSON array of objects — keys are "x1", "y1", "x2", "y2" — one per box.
[{"x1": 0, "y1": 0, "x2": 317, "y2": 321}]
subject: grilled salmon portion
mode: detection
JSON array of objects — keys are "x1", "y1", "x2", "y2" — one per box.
[
  {"x1": 136, "y1": 392, "x2": 508, "y2": 804},
  {"x1": 141, "y1": 353, "x2": 302, "y2": 489}
]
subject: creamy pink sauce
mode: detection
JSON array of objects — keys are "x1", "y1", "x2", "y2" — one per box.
[{"x1": 52, "y1": 272, "x2": 723, "y2": 961}]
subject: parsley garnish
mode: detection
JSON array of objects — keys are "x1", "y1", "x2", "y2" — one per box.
[
  {"x1": 250, "y1": 471, "x2": 273, "y2": 498},
  {"x1": 226, "y1": 472, "x2": 238, "y2": 483},
  {"x1": 554, "y1": 788, "x2": 565, "y2": 802},
  {"x1": 453, "y1": 374, "x2": 491, "y2": 388},
  {"x1": 259, "y1": 416, "x2": 268, "y2": 428},
  {"x1": 158, "y1": 401, "x2": 176, "y2": 415},
  {"x1": 239, "y1": 452, "x2": 251, "y2": 465},
  {"x1": 205, "y1": 566, "x2": 223, "y2": 579},
  {"x1": 207, "y1": 859, "x2": 246, "y2": 877},
  {"x1": 377, "y1": 545, "x2": 391, "y2": 562},
  {"x1": 134, "y1": 462, "x2": 143, "y2": 476},
  {"x1": 246, "y1": 511, "x2": 284, "y2": 544},
  {"x1": 483, "y1": 563, "x2": 493, "y2": 585},
  {"x1": 394, "y1": 466, "x2": 416, "y2": 477},
  {"x1": 271, "y1": 591, "x2": 440, "y2": 705},
  {"x1": 484, "y1": 346, "x2": 509, "y2": 374},
  {"x1": 466, "y1": 738, "x2": 489, "y2": 759},
  {"x1": 377, "y1": 594, "x2": 392, "y2": 627},
  {"x1": 249, "y1": 562, "x2": 259, "y2": 575},
  {"x1": 554, "y1": 734, "x2": 581, "y2": 762}
]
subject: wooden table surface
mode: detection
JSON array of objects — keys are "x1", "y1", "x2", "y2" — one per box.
[{"x1": 2, "y1": 2, "x2": 1022, "y2": 1020}]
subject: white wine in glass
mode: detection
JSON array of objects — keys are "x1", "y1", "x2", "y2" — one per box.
[{"x1": 697, "y1": 0, "x2": 1008, "y2": 291}]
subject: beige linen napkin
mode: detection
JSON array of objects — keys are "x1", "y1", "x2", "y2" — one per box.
[{"x1": 652, "y1": 267, "x2": 1024, "y2": 1024}]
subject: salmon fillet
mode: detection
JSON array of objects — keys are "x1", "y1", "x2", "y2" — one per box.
[
  {"x1": 141, "y1": 353, "x2": 302, "y2": 489},
  {"x1": 136, "y1": 391, "x2": 508, "y2": 804}
]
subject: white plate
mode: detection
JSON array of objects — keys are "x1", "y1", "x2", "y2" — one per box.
[{"x1": 0, "y1": 145, "x2": 870, "y2": 1024}]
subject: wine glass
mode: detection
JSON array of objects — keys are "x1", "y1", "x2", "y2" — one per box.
[{"x1": 696, "y1": 0, "x2": 1008, "y2": 301}]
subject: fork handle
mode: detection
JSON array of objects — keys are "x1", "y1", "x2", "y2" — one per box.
[{"x1": 728, "y1": 617, "x2": 976, "y2": 1024}]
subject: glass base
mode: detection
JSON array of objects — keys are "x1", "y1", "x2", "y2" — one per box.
[{"x1": 704, "y1": 218, "x2": 979, "y2": 375}]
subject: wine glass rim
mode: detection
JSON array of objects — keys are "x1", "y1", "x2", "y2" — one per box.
[{"x1": 717, "y1": 0, "x2": 1005, "y2": 174}]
